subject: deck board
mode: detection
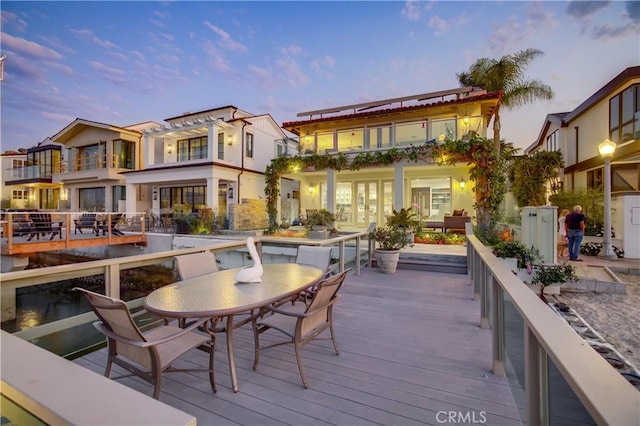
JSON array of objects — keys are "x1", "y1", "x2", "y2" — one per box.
[{"x1": 76, "y1": 267, "x2": 522, "y2": 425}]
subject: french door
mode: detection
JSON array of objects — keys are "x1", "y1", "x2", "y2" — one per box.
[{"x1": 355, "y1": 181, "x2": 378, "y2": 227}]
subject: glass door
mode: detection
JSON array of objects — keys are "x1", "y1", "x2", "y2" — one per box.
[{"x1": 356, "y1": 181, "x2": 377, "y2": 227}]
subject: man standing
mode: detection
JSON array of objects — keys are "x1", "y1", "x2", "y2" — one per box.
[{"x1": 565, "y1": 205, "x2": 586, "y2": 261}]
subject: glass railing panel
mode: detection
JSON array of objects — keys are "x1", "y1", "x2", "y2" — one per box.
[
  {"x1": 502, "y1": 292, "x2": 527, "y2": 421},
  {"x1": 119, "y1": 261, "x2": 176, "y2": 302},
  {"x1": 548, "y1": 356, "x2": 596, "y2": 425},
  {"x1": 395, "y1": 121, "x2": 427, "y2": 146},
  {"x1": 0, "y1": 394, "x2": 47, "y2": 426}
]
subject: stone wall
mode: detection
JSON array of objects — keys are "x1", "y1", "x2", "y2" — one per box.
[{"x1": 229, "y1": 199, "x2": 268, "y2": 230}]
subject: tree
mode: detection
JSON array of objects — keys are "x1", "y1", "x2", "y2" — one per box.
[
  {"x1": 508, "y1": 150, "x2": 564, "y2": 207},
  {"x1": 457, "y1": 48, "x2": 554, "y2": 153}
]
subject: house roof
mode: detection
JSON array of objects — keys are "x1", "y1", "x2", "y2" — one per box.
[
  {"x1": 282, "y1": 89, "x2": 501, "y2": 135},
  {"x1": 561, "y1": 65, "x2": 640, "y2": 123},
  {"x1": 51, "y1": 118, "x2": 142, "y2": 144},
  {"x1": 525, "y1": 112, "x2": 570, "y2": 153},
  {"x1": 164, "y1": 105, "x2": 252, "y2": 121}
]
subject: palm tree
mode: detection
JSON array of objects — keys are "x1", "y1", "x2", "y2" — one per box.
[{"x1": 457, "y1": 48, "x2": 554, "y2": 153}]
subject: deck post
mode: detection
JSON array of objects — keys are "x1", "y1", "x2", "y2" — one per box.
[
  {"x1": 525, "y1": 325, "x2": 547, "y2": 424},
  {"x1": 105, "y1": 263, "x2": 120, "y2": 299},
  {"x1": 355, "y1": 235, "x2": 361, "y2": 275},
  {"x1": 480, "y1": 265, "x2": 490, "y2": 328},
  {"x1": 491, "y1": 277, "x2": 505, "y2": 376}
]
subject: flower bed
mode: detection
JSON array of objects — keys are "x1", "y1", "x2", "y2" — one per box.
[{"x1": 414, "y1": 232, "x2": 466, "y2": 245}]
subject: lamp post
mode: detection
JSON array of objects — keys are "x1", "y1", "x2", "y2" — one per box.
[{"x1": 597, "y1": 138, "x2": 617, "y2": 259}]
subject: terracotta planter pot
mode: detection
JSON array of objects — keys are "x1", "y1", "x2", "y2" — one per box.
[{"x1": 375, "y1": 249, "x2": 401, "y2": 274}]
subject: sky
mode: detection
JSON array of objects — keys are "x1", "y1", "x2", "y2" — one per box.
[{"x1": 1, "y1": 1, "x2": 638, "y2": 153}]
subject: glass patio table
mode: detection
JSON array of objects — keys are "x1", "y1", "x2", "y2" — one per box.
[{"x1": 144, "y1": 263, "x2": 324, "y2": 393}]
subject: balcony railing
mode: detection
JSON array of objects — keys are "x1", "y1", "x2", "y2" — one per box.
[
  {"x1": 466, "y1": 228, "x2": 638, "y2": 425},
  {"x1": 3, "y1": 164, "x2": 64, "y2": 183},
  {"x1": 297, "y1": 115, "x2": 484, "y2": 154},
  {"x1": 62, "y1": 154, "x2": 131, "y2": 172}
]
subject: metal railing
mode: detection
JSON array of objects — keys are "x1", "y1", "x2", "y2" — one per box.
[{"x1": 466, "y1": 232, "x2": 639, "y2": 425}]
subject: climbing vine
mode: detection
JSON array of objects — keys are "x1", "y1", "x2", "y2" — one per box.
[
  {"x1": 508, "y1": 150, "x2": 563, "y2": 207},
  {"x1": 265, "y1": 133, "x2": 512, "y2": 243}
]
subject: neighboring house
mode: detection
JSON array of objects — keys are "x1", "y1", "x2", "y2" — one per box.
[
  {"x1": 281, "y1": 87, "x2": 500, "y2": 227},
  {"x1": 49, "y1": 119, "x2": 145, "y2": 212},
  {"x1": 123, "y1": 106, "x2": 298, "y2": 224},
  {"x1": 1, "y1": 149, "x2": 29, "y2": 209},
  {"x1": 2, "y1": 141, "x2": 64, "y2": 210},
  {"x1": 526, "y1": 65, "x2": 640, "y2": 258}
]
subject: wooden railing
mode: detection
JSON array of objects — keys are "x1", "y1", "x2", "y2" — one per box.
[{"x1": 466, "y1": 229, "x2": 639, "y2": 425}]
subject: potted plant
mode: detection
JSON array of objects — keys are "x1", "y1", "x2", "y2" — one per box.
[
  {"x1": 530, "y1": 262, "x2": 578, "y2": 297},
  {"x1": 492, "y1": 241, "x2": 536, "y2": 268},
  {"x1": 307, "y1": 209, "x2": 336, "y2": 239},
  {"x1": 387, "y1": 207, "x2": 419, "y2": 247},
  {"x1": 370, "y1": 225, "x2": 408, "y2": 273}
]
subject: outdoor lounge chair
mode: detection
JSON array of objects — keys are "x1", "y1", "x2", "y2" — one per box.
[
  {"x1": 95, "y1": 213, "x2": 124, "y2": 236},
  {"x1": 73, "y1": 287, "x2": 216, "y2": 399},
  {"x1": 74, "y1": 213, "x2": 96, "y2": 234},
  {"x1": 252, "y1": 270, "x2": 348, "y2": 388},
  {"x1": 27, "y1": 213, "x2": 62, "y2": 241}
]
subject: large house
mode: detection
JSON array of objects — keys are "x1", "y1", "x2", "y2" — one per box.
[
  {"x1": 2, "y1": 142, "x2": 62, "y2": 210},
  {"x1": 526, "y1": 65, "x2": 640, "y2": 258},
  {"x1": 123, "y1": 106, "x2": 298, "y2": 226},
  {"x1": 280, "y1": 87, "x2": 501, "y2": 227}
]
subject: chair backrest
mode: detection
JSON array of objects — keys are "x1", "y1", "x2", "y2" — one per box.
[
  {"x1": 110, "y1": 213, "x2": 123, "y2": 225},
  {"x1": 366, "y1": 222, "x2": 377, "y2": 233},
  {"x1": 296, "y1": 246, "x2": 332, "y2": 273},
  {"x1": 176, "y1": 251, "x2": 219, "y2": 280},
  {"x1": 74, "y1": 287, "x2": 145, "y2": 343},
  {"x1": 301, "y1": 270, "x2": 348, "y2": 334}
]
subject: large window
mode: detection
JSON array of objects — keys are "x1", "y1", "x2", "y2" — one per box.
[
  {"x1": 27, "y1": 147, "x2": 61, "y2": 178},
  {"x1": 112, "y1": 186, "x2": 126, "y2": 211},
  {"x1": 39, "y1": 188, "x2": 59, "y2": 210},
  {"x1": 11, "y1": 159, "x2": 24, "y2": 178},
  {"x1": 160, "y1": 186, "x2": 206, "y2": 211},
  {"x1": 79, "y1": 187, "x2": 105, "y2": 211},
  {"x1": 610, "y1": 84, "x2": 640, "y2": 143},
  {"x1": 113, "y1": 140, "x2": 135, "y2": 169},
  {"x1": 316, "y1": 132, "x2": 334, "y2": 153},
  {"x1": 245, "y1": 132, "x2": 254, "y2": 158},
  {"x1": 78, "y1": 143, "x2": 106, "y2": 170},
  {"x1": 218, "y1": 133, "x2": 225, "y2": 160},
  {"x1": 337, "y1": 129, "x2": 364, "y2": 151},
  {"x1": 178, "y1": 136, "x2": 207, "y2": 161},
  {"x1": 430, "y1": 118, "x2": 456, "y2": 142},
  {"x1": 546, "y1": 130, "x2": 559, "y2": 151},
  {"x1": 396, "y1": 122, "x2": 427, "y2": 146},
  {"x1": 369, "y1": 125, "x2": 391, "y2": 149}
]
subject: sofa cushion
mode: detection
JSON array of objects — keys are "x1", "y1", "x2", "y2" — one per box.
[{"x1": 452, "y1": 209, "x2": 465, "y2": 216}]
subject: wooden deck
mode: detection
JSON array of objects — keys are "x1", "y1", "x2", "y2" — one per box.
[{"x1": 75, "y1": 267, "x2": 522, "y2": 425}]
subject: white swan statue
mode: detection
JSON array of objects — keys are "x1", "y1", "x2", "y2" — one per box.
[{"x1": 234, "y1": 237, "x2": 263, "y2": 283}]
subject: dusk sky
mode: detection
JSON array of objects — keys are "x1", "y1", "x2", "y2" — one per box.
[{"x1": 1, "y1": 1, "x2": 638, "y2": 153}]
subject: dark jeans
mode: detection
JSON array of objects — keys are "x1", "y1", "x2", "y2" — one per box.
[{"x1": 567, "y1": 229, "x2": 583, "y2": 260}]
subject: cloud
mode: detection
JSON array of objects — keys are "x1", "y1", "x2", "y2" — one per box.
[
  {"x1": 1, "y1": 32, "x2": 62, "y2": 60},
  {"x1": 202, "y1": 40, "x2": 233, "y2": 73},
  {"x1": 203, "y1": 21, "x2": 248, "y2": 52},
  {"x1": 311, "y1": 55, "x2": 335, "y2": 78},
  {"x1": 592, "y1": 21, "x2": 639, "y2": 39},
  {"x1": 279, "y1": 44, "x2": 303, "y2": 56},
  {"x1": 1, "y1": 11, "x2": 28, "y2": 32},
  {"x1": 70, "y1": 28, "x2": 118, "y2": 49},
  {"x1": 3, "y1": 54, "x2": 47, "y2": 80},
  {"x1": 248, "y1": 64, "x2": 276, "y2": 89},
  {"x1": 275, "y1": 56, "x2": 309, "y2": 88},
  {"x1": 627, "y1": 0, "x2": 640, "y2": 24},
  {"x1": 428, "y1": 15, "x2": 450, "y2": 36},
  {"x1": 401, "y1": 0, "x2": 423, "y2": 22},
  {"x1": 89, "y1": 61, "x2": 128, "y2": 84},
  {"x1": 45, "y1": 60, "x2": 75, "y2": 76},
  {"x1": 566, "y1": 1, "x2": 610, "y2": 19},
  {"x1": 486, "y1": 3, "x2": 557, "y2": 53}
]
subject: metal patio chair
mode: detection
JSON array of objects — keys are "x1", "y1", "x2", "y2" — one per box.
[
  {"x1": 73, "y1": 287, "x2": 216, "y2": 399},
  {"x1": 252, "y1": 270, "x2": 348, "y2": 388}
]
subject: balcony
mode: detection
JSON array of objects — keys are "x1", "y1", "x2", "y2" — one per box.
[
  {"x1": 54, "y1": 154, "x2": 133, "y2": 183},
  {"x1": 296, "y1": 116, "x2": 484, "y2": 155},
  {"x1": 3, "y1": 164, "x2": 63, "y2": 184},
  {"x1": 0, "y1": 236, "x2": 637, "y2": 425}
]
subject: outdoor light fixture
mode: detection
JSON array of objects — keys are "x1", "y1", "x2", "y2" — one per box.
[
  {"x1": 438, "y1": 133, "x2": 445, "y2": 142},
  {"x1": 167, "y1": 144, "x2": 173, "y2": 154},
  {"x1": 598, "y1": 138, "x2": 617, "y2": 259},
  {"x1": 463, "y1": 116, "x2": 470, "y2": 125},
  {"x1": 308, "y1": 184, "x2": 315, "y2": 194},
  {"x1": 227, "y1": 135, "x2": 233, "y2": 146},
  {"x1": 459, "y1": 177, "x2": 466, "y2": 190}
]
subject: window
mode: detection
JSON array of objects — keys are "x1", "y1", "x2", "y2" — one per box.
[
  {"x1": 546, "y1": 130, "x2": 559, "y2": 151},
  {"x1": 430, "y1": 118, "x2": 456, "y2": 142},
  {"x1": 587, "y1": 168, "x2": 603, "y2": 190},
  {"x1": 160, "y1": 186, "x2": 206, "y2": 211},
  {"x1": 11, "y1": 159, "x2": 24, "y2": 178},
  {"x1": 112, "y1": 186, "x2": 126, "y2": 211},
  {"x1": 369, "y1": 125, "x2": 391, "y2": 148},
  {"x1": 178, "y1": 136, "x2": 207, "y2": 161},
  {"x1": 12, "y1": 190, "x2": 27, "y2": 200},
  {"x1": 337, "y1": 129, "x2": 363, "y2": 151},
  {"x1": 395, "y1": 122, "x2": 427, "y2": 146},
  {"x1": 39, "y1": 188, "x2": 59, "y2": 209},
  {"x1": 245, "y1": 132, "x2": 254, "y2": 158},
  {"x1": 316, "y1": 132, "x2": 334, "y2": 153},
  {"x1": 113, "y1": 140, "x2": 135, "y2": 169},
  {"x1": 78, "y1": 143, "x2": 106, "y2": 170},
  {"x1": 79, "y1": 187, "x2": 105, "y2": 211},
  {"x1": 610, "y1": 84, "x2": 640, "y2": 143},
  {"x1": 218, "y1": 133, "x2": 225, "y2": 160}
]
